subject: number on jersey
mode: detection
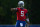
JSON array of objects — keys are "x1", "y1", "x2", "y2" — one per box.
[{"x1": 21, "y1": 11, "x2": 24, "y2": 17}]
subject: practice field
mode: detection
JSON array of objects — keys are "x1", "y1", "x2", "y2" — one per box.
[{"x1": 0, "y1": 25, "x2": 40, "y2": 27}]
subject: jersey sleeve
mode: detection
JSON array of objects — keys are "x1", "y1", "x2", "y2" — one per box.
[
  {"x1": 16, "y1": 8, "x2": 20, "y2": 12},
  {"x1": 26, "y1": 9, "x2": 28, "y2": 13}
]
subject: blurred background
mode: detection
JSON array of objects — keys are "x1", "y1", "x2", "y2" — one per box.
[{"x1": 0, "y1": 0, "x2": 40, "y2": 25}]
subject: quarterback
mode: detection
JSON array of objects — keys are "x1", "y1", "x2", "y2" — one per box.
[{"x1": 11, "y1": 1, "x2": 30, "y2": 27}]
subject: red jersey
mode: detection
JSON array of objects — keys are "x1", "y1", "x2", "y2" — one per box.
[{"x1": 16, "y1": 8, "x2": 28, "y2": 21}]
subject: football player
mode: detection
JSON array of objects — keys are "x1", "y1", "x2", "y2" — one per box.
[{"x1": 11, "y1": 1, "x2": 30, "y2": 27}]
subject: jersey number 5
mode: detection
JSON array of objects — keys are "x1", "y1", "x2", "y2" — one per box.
[{"x1": 21, "y1": 11, "x2": 24, "y2": 17}]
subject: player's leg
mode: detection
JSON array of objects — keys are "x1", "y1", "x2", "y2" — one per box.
[
  {"x1": 20, "y1": 23, "x2": 23, "y2": 27},
  {"x1": 21, "y1": 21, "x2": 26, "y2": 27},
  {"x1": 25, "y1": 23, "x2": 30, "y2": 27},
  {"x1": 25, "y1": 23, "x2": 27, "y2": 27},
  {"x1": 23, "y1": 23, "x2": 26, "y2": 27},
  {"x1": 15, "y1": 20, "x2": 20, "y2": 27}
]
